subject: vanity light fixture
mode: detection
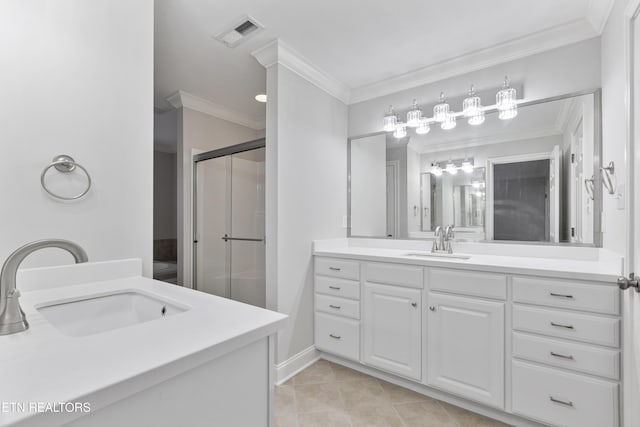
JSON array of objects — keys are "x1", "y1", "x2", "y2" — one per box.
[
  {"x1": 415, "y1": 117, "x2": 430, "y2": 135},
  {"x1": 406, "y1": 99, "x2": 422, "y2": 128},
  {"x1": 254, "y1": 94, "x2": 267, "y2": 103},
  {"x1": 496, "y1": 76, "x2": 518, "y2": 120},
  {"x1": 445, "y1": 162, "x2": 458, "y2": 175},
  {"x1": 461, "y1": 160, "x2": 474, "y2": 173},
  {"x1": 441, "y1": 113, "x2": 457, "y2": 130},
  {"x1": 381, "y1": 76, "x2": 519, "y2": 134},
  {"x1": 430, "y1": 163, "x2": 443, "y2": 176},
  {"x1": 433, "y1": 92, "x2": 450, "y2": 123},
  {"x1": 393, "y1": 122, "x2": 407, "y2": 139},
  {"x1": 383, "y1": 105, "x2": 398, "y2": 132}
]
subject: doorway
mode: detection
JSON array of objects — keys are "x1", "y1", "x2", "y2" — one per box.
[{"x1": 193, "y1": 138, "x2": 266, "y2": 308}]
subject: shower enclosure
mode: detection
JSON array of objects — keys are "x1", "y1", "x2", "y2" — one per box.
[{"x1": 193, "y1": 139, "x2": 265, "y2": 308}]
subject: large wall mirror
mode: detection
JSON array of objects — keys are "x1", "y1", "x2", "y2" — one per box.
[{"x1": 348, "y1": 90, "x2": 602, "y2": 246}]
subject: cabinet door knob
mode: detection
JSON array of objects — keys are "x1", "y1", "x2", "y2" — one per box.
[
  {"x1": 429, "y1": 306, "x2": 436, "y2": 312},
  {"x1": 411, "y1": 301, "x2": 417, "y2": 308}
]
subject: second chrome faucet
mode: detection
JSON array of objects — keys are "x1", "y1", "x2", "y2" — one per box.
[{"x1": 432, "y1": 225, "x2": 455, "y2": 254}]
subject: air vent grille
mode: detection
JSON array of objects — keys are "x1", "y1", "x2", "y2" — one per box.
[{"x1": 214, "y1": 16, "x2": 264, "y2": 48}]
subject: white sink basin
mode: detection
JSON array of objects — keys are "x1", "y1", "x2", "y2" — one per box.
[
  {"x1": 404, "y1": 252, "x2": 471, "y2": 260},
  {"x1": 36, "y1": 290, "x2": 189, "y2": 337}
]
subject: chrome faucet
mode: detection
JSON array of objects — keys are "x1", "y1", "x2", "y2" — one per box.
[
  {"x1": 0, "y1": 239, "x2": 88, "y2": 336},
  {"x1": 432, "y1": 225, "x2": 455, "y2": 254}
]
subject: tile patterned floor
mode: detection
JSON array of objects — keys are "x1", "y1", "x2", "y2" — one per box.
[{"x1": 275, "y1": 360, "x2": 512, "y2": 427}]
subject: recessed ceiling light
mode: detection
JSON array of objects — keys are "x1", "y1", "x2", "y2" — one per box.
[{"x1": 255, "y1": 94, "x2": 267, "y2": 103}]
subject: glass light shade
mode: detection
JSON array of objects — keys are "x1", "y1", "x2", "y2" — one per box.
[
  {"x1": 461, "y1": 161, "x2": 474, "y2": 173},
  {"x1": 383, "y1": 105, "x2": 397, "y2": 132},
  {"x1": 393, "y1": 122, "x2": 407, "y2": 139},
  {"x1": 463, "y1": 86, "x2": 482, "y2": 117},
  {"x1": 498, "y1": 104, "x2": 518, "y2": 120},
  {"x1": 445, "y1": 162, "x2": 458, "y2": 175},
  {"x1": 496, "y1": 76, "x2": 517, "y2": 111},
  {"x1": 441, "y1": 113, "x2": 457, "y2": 130},
  {"x1": 468, "y1": 109, "x2": 485, "y2": 126},
  {"x1": 474, "y1": 191, "x2": 483, "y2": 197},
  {"x1": 406, "y1": 99, "x2": 422, "y2": 128},
  {"x1": 430, "y1": 163, "x2": 443, "y2": 176},
  {"x1": 415, "y1": 117, "x2": 430, "y2": 135},
  {"x1": 433, "y1": 92, "x2": 449, "y2": 122}
]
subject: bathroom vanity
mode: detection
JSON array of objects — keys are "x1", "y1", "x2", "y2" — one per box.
[
  {"x1": 313, "y1": 239, "x2": 622, "y2": 427},
  {"x1": 0, "y1": 259, "x2": 286, "y2": 427}
]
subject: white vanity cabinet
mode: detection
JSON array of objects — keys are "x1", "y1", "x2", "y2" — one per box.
[{"x1": 313, "y1": 254, "x2": 621, "y2": 427}]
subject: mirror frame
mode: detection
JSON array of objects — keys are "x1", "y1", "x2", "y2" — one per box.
[{"x1": 347, "y1": 88, "x2": 603, "y2": 247}]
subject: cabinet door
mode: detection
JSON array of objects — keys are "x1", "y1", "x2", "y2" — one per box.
[
  {"x1": 363, "y1": 283, "x2": 422, "y2": 380},
  {"x1": 427, "y1": 293, "x2": 505, "y2": 408}
]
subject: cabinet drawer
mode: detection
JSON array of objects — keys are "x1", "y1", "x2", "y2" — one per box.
[
  {"x1": 315, "y1": 276, "x2": 360, "y2": 300},
  {"x1": 513, "y1": 305, "x2": 620, "y2": 347},
  {"x1": 513, "y1": 276, "x2": 619, "y2": 315},
  {"x1": 512, "y1": 361, "x2": 618, "y2": 427},
  {"x1": 513, "y1": 332, "x2": 620, "y2": 380},
  {"x1": 315, "y1": 294, "x2": 360, "y2": 319},
  {"x1": 315, "y1": 257, "x2": 360, "y2": 280},
  {"x1": 427, "y1": 268, "x2": 507, "y2": 300},
  {"x1": 365, "y1": 262, "x2": 423, "y2": 289},
  {"x1": 315, "y1": 313, "x2": 359, "y2": 361}
]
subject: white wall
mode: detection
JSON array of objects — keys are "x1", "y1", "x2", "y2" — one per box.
[
  {"x1": 349, "y1": 38, "x2": 601, "y2": 137},
  {"x1": 600, "y1": 0, "x2": 630, "y2": 257},
  {"x1": 0, "y1": 1, "x2": 153, "y2": 275},
  {"x1": 350, "y1": 134, "x2": 386, "y2": 236},
  {"x1": 266, "y1": 65, "x2": 348, "y2": 364},
  {"x1": 177, "y1": 107, "x2": 263, "y2": 286},
  {"x1": 154, "y1": 151, "x2": 177, "y2": 240}
]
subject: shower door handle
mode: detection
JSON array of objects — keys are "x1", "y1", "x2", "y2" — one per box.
[{"x1": 221, "y1": 235, "x2": 264, "y2": 242}]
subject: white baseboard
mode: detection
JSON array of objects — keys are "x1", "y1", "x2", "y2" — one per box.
[{"x1": 275, "y1": 346, "x2": 320, "y2": 385}]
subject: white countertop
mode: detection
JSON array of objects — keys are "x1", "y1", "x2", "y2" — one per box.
[
  {"x1": 313, "y1": 239, "x2": 623, "y2": 283},
  {"x1": 0, "y1": 260, "x2": 287, "y2": 427}
]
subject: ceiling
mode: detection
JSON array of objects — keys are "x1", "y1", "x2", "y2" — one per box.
[{"x1": 154, "y1": 0, "x2": 611, "y2": 128}]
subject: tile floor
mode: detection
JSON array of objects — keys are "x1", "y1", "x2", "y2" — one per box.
[{"x1": 275, "y1": 360, "x2": 512, "y2": 427}]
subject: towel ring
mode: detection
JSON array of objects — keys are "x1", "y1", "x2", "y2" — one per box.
[
  {"x1": 40, "y1": 155, "x2": 92, "y2": 200},
  {"x1": 600, "y1": 161, "x2": 616, "y2": 195}
]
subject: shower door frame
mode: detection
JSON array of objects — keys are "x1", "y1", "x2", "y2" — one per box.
[{"x1": 192, "y1": 137, "x2": 266, "y2": 293}]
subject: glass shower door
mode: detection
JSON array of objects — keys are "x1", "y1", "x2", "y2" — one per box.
[{"x1": 194, "y1": 143, "x2": 265, "y2": 308}]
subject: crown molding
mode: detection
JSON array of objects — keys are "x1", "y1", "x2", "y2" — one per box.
[
  {"x1": 251, "y1": 39, "x2": 350, "y2": 104},
  {"x1": 165, "y1": 90, "x2": 265, "y2": 130},
  {"x1": 349, "y1": 19, "x2": 599, "y2": 104},
  {"x1": 587, "y1": 0, "x2": 616, "y2": 33}
]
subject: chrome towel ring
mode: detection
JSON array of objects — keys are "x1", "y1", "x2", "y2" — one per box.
[{"x1": 40, "y1": 155, "x2": 92, "y2": 200}]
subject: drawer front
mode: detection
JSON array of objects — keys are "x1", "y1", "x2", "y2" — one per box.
[
  {"x1": 427, "y1": 268, "x2": 507, "y2": 300},
  {"x1": 315, "y1": 257, "x2": 360, "y2": 280},
  {"x1": 315, "y1": 313, "x2": 359, "y2": 361},
  {"x1": 315, "y1": 276, "x2": 360, "y2": 300},
  {"x1": 513, "y1": 332, "x2": 620, "y2": 380},
  {"x1": 513, "y1": 305, "x2": 620, "y2": 347},
  {"x1": 512, "y1": 361, "x2": 618, "y2": 427},
  {"x1": 315, "y1": 294, "x2": 360, "y2": 319},
  {"x1": 513, "y1": 276, "x2": 619, "y2": 315},
  {"x1": 365, "y1": 262, "x2": 423, "y2": 289}
]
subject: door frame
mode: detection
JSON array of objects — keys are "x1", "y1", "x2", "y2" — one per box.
[
  {"x1": 192, "y1": 138, "x2": 266, "y2": 290},
  {"x1": 624, "y1": 2, "x2": 640, "y2": 426}
]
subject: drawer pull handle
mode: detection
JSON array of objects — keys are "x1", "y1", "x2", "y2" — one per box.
[
  {"x1": 551, "y1": 322, "x2": 574, "y2": 330},
  {"x1": 429, "y1": 306, "x2": 436, "y2": 312},
  {"x1": 411, "y1": 302, "x2": 417, "y2": 308},
  {"x1": 329, "y1": 267, "x2": 341, "y2": 271},
  {"x1": 549, "y1": 396, "x2": 574, "y2": 407},
  {"x1": 329, "y1": 334, "x2": 341, "y2": 340},
  {"x1": 550, "y1": 292, "x2": 574, "y2": 299},
  {"x1": 329, "y1": 305, "x2": 341, "y2": 310},
  {"x1": 550, "y1": 351, "x2": 574, "y2": 360},
  {"x1": 329, "y1": 286, "x2": 341, "y2": 290}
]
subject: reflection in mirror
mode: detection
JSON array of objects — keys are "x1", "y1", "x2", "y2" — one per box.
[{"x1": 348, "y1": 91, "x2": 601, "y2": 246}]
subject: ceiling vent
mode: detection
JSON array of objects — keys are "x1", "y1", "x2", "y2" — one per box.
[{"x1": 214, "y1": 16, "x2": 264, "y2": 48}]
